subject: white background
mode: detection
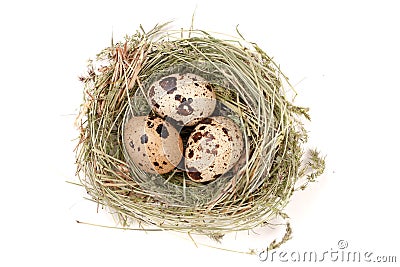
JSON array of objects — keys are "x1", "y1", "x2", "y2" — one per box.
[{"x1": 1, "y1": 0, "x2": 399, "y2": 266}]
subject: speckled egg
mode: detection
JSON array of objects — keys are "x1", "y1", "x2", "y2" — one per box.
[
  {"x1": 123, "y1": 116, "x2": 183, "y2": 174},
  {"x1": 185, "y1": 116, "x2": 244, "y2": 182},
  {"x1": 147, "y1": 73, "x2": 216, "y2": 126}
]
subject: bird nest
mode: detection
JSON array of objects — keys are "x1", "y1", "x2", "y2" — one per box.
[{"x1": 75, "y1": 23, "x2": 325, "y2": 246}]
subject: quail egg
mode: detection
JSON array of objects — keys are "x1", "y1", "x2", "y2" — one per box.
[
  {"x1": 185, "y1": 116, "x2": 244, "y2": 182},
  {"x1": 123, "y1": 115, "x2": 183, "y2": 174},
  {"x1": 147, "y1": 73, "x2": 216, "y2": 126}
]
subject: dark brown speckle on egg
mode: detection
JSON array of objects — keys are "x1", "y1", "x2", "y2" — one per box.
[
  {"x1": 140, "y1": 134, "x2": 148, "y2": 144},
  {"x1": 204, "y1": 132, "x2": 215, "y2": 142},
  {"x1": 147, "y1": 120, "x2": 154, "y2": 128},
  {"x1": 176, "y1": 102, "x2": 194, "y2": 116},
  {"x1": 167, "y1": 87, "x2": 177, "y2": 94},
  {"x1": 192, "y1": 132, "x2": 203, "y2": 143},
  {"x1": 159, "y1": 76, "x2": 177, "y2": 93},
  {"x1": 155, "y1": 124, "x2": 169, "y2": 138},
  {"x1": 151, "y1": 99, "x2": 160, "y2": 109},
  {"x1": 187, "y1": 167, "x2": 202, "y2": 181},
  {"x1": 174, "y1": 94, "x2": 182, "y2": 101},
  {"x1": 148, "y1": 86, "x2": 155, "y2": 98},
  {"x1": 205, "y1": 84, "x2": 213, "y2": 92},
  {"x1": 129, "y1": 141, "x2": 135, "y2": 149}
]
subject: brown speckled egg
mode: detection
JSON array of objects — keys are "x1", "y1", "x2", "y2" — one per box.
[
  {"x1": 123, "y1": 116, "x2": 183, "y2": 174},
  {"x1": 147, "y1": 73, "x2": 216, "y2": 126},
  {"x1": 185, "y1": 116, "x2": 244, "y2": 182}
]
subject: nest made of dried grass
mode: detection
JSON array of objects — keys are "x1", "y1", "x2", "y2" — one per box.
[{"x1": 75, "y1": 23, "x2": 325, "y2": 245}]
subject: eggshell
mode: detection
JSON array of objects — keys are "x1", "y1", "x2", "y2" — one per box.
[
  {"x1": 185, "y1": 116, "x2": 244, "y2": 182},
  {"x1": 147, "y1": 73, "x2": 216, "y2": 126},
  {"x1": 123, "y1": 116, "x2": 183, "y2": 174}
]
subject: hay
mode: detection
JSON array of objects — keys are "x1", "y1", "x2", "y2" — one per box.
[{"x1": 75, "y1": 23, "x2": 325, "y2": 245}]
